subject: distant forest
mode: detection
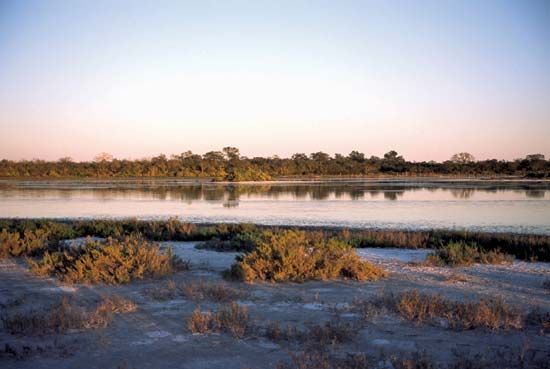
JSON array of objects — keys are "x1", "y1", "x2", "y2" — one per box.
[{"x1": 0, "y1": 148, "x2": 548, "y2": 181}]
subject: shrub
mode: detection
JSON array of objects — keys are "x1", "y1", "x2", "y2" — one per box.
[
  {"x1": 425, "y1": 241, "x2": 513, "y2": 267},
  {"x1": 226, "y1": 230, "x2": 386, "y2": 282},
  {"x1": 28, "y1": 236, "x2": 185, "y2": 284},
  {"x1": 186, "y1": 302, "x2": 250, "y2": 338},
  {"x1": 0, "y1": 229, "x2": 49, "y2": 259}
]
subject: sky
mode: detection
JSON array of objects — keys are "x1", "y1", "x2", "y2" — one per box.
[{"x1": 0, "y1": 0, "x2": 549, "y2": 162}]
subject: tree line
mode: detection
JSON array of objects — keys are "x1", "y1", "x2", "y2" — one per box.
[{"x1": 0, "y1": 148, "x2": 548, "y2": 180}]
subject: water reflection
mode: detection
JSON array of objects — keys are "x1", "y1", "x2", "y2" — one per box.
[
  {"x1": 1, "y1": 180, "x2": 548, "y2": 234},
  {"x1": 0, "y1": 181, "x2": 547, "y2": 203}
]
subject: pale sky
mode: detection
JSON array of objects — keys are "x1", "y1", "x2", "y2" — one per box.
[{"x1": 1, "y1": 0, "x2": 549, "y2": 162}]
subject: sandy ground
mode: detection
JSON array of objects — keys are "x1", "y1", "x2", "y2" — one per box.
[{"x1": 1, "y1": 243, "x2": 549, "y2": 369}]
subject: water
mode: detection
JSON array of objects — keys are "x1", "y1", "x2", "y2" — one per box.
[{"x1": 0, "y1": 179, "x2": 549, "y2": 234}]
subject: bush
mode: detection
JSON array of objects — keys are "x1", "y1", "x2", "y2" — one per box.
[
  {"x1": 0, "y1": 229, "x2": 49, "y2": 259},
  {"x1": 226, "y1": 230, "x2": 386, "y2": 282},
  {"x1": 425, "y1": 241, "x2": 513, "y2": 267},
  {"x1": 28, "y1": 236, "x2": 186, "y2": 284}
]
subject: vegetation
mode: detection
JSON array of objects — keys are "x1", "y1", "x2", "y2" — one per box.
[
  {"x1": 424, "y1": 241, "x2": 514, "y2": 267},
  {"x1": 145, "y1": 280, "x2": 246, "y2": 302},
  {"x1": 389, "y1": 290, "x2": 523, "y2": 330},
  {"x1": 0, "y1": 295, "x2": 136, "y2": 335},
  {"x1": 1, "y1": 218, "x2": 549, "y2": 261},
  {"x1": 187, "y1": 302, "x2": 250, "y2": 338},
  {"x1": 1, "y1": 148, "x2": 548, "y2": 179},
  {"x1": 266, "y1": 320, "x2": 357, "y2": 347},
  {"x1": 0, "y1": 229, "x2": 49, "y2": 259},
  {"x1": 225, "y1": 230, "x2": 386, "y2": 282},
  {"x1": 27, "y1": 236, "x2": 185, "y2": 284}
]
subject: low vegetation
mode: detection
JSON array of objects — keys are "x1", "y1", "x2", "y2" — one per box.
[
  {"x1": 274, "y1": 346, "x2": 550, "y2": 369},
  {"x1": 424, "y1": 241, "x2": 514, "y2": 267},
  {"x1": 145, "y1": 279, "x2": 246, "y2": 302},
  {"x1": 0, "y1": 229, "x2": 49, "y2": 259},
  {"x1": 225, "y1": 230, "x2": 386, "y2": 282},
  {"x1": 1, "y1": 218, "x2": 549, "y2": 261},
  {"x1": 266, "y1": 319, "x2": 357, "y2": 348},
  {"x1": 27, "y1": 236, "x2": 186, "y2": 284},
  {"x1": 0, "y1": 295, "x2": 136, "y2": 335},
  {"x1": 187, "y1": 302, "x2": 250, "y2": 338},
  {"x1": 383, "y1": 290, "x2": 523, "y2": 330}
]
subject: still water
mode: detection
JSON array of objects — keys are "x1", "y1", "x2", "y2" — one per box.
[{"x1": 0, "y1": 179, "x2": 549, "y2": 234}]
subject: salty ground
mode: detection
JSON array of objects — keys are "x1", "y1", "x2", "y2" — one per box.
[{"x1": 0, "y1": 242, "x2": 549, "y2": 369}]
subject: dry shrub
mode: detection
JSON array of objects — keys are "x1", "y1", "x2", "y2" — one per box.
[
  {"x1": 543, "y1": 278, "x2": 550, "y2": 290},
  {"x1": 0, "y1": 295, "x2": 136, "y2": 335},
  {"x1": 226, "y1": 230, "x2": 386, "y2": 282},
  {"x1": 425, "y1": 241, "x2": 513, "y2": 267},
  {"x1": 444, "y1": 272, "x2": 472, "y2": 284},
  {"x1": 187, "y1": 309, "x2": 216, "y2": 334},
  {"x1": 146, "y1": 280, "x2": 179, "y2": 300},
  {"x1": 28, "y1": 236, "x2": 185, "y2": 284},
  {"x1": 526, "y1": 308, "x2": 550, "y2": 335},
  {"x1": 265, "y1": 319, "x2": 357, "y2": 347},
  {"x1": 146, "y1": 280, "x2": 246, "y2": 302},
  {"x1": 276, "y1": 351, "x2": 370, "y2": 369},
  {"x1": 186, "y1": 302, "x2": 249, "y2": 338},
  {"x1": 181, "y1": 280, "x2": 245, "y2": 302},
  {"x1": 396, "y1": 290, "x2": 523, "y2": 330},
  {"x1": 0, "y1": 229, "x2": 49, "y2": 259}
]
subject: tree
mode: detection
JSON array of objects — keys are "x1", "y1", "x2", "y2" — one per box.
[
  {"x1": 94, "y1": 152, "x2": 114, "y2": 162},
  {"x1": 451, "y1": 152, "x2": 475, "y2": 164},
  {"x1": 223, "y1": 147, "x2": 240, "y2": 161},
  {"x1": 526, "y1": 154, "x2": 545, "y2": 161},
  {"x1": 383, "y1": 150, "x2": 404, "y2": 161},
  {"x1": 348, "y1": 150, "x2": 365, "y2": 162}
]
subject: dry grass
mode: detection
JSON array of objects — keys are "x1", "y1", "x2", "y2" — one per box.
[
  {"x1": 395, "y1": 290, "x2": 523, "y2": 330},
  {"x1": 0, "y1": 295, "x2": 136, "y2": 335},
  {"x1": 181, "y1": 280, "x2": 246, "y2": 302},
  {"x1": 265, "y1": 319, "x2": 357, "y2": 348},
  {"x1": 444, "y1": 272, "x2": 473, "y2": 284},
  {"x1": 526, "y1": 308, "x2": 550, "y2": 335},
  {"x1": 276, "y1": 351, "x2": 370, "y2": 369},
  {"x1": 28, "y1": 236, "x2": 187, "y2": 284},
  {"x1": 186, "y1": 302, "x2": 250, "y2": 339},
  {"x1": 145, "y1": 280, "x2": 246, "y2": 302},
  {"x1": 226, "y1": 230, "x2": 386, "y2": 282},
  {"x1": 425, "y1": 241, "x2": 513, "y2": 267},
  {"x1": 351, "y1": 290, "x2": 524, "y2": 331}
]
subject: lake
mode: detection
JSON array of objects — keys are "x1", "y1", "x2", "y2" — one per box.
[{"x1": 0, "y1": 179, "x2": 549, "y2": 234}]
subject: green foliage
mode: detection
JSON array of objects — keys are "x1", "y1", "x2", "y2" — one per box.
[
  {"x1": 27, "y1": 236, "x2": 184, "y2": 284},
  {"x1": 425, "y1": 241, "x2": 513, "y2": 266},
  {"x1": 226, "y1": 230, "x2": 386, "y2": 282}
]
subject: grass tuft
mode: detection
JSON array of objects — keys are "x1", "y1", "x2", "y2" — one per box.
[{"x1": 186, "y1": 302, "x2": 250, "y2": 339}]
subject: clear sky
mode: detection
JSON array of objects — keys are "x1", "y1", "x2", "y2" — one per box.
[{"x1": 1, "y1": 0, "x2": 549, "y2": 162}]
